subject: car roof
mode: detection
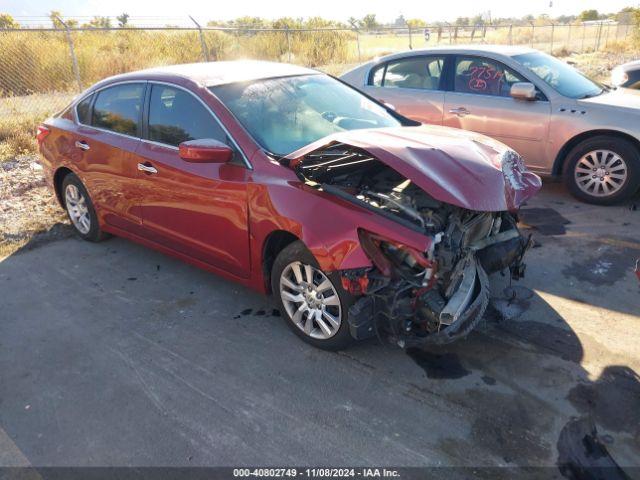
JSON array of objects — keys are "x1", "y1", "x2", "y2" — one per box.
[
  {"x1": 98, "y1": 60, "x2": 319, "y2": 88},
  {"x1": 374, "y1": 44, "x2": 537, "y2": 61}
]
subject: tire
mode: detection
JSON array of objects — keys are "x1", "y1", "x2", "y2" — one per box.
[
  {"x1": 563, "y1": 135, "x2": 640, "y2": 205},
  {"x1": 61, "y1": 173, "x2": 109, "y2": 242},
  {"x1": 271, "y1": 241, "x2": 355, "y2": 350}
]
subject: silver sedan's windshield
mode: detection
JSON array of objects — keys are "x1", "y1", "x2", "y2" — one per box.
[
  {"x1": 513, "y1": 52, "x2": 603, "y2": 99},
  {"x1": 211, "y1": 74, "x2": 402, "y2": 156}
]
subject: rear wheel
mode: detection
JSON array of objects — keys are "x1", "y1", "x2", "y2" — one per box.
[
  {"x1": 62, "y1": 173, "x2": 108, "y2": 242},
  {"x1": 271, "y1": 241, "x2": 355, "y2": 350},
  {"x1": 563, "y1": 136, "x2": 640, "y2": 205}
]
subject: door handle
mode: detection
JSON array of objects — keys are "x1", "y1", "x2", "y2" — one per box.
[
  {"x1": 75, "y1": 140, "x2": 90, "y2": 151},
  {"x1": 449, "y1": 107, "x2": 470, "y2": 117},
  {"x1": 137, "y1": 163, "x2": 158, "y2": 174}
]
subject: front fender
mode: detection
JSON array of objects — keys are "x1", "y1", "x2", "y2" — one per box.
[{"x1": 248, "y1": 180, "x2": 431, "y2": 275}]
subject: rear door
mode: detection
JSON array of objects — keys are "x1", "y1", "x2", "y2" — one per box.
[
  {"x1": 362, "y1": 55, "x2": 446, "y2": 125},
  {"x1": 72, "y1": 82, "x2": 147, "y2": 231},
  {"x1": 133, "y1": 83, "x2": 251, "y2": 278},
  {"x1": 442, "y1": 55, "x2": 551, "y2": 170}
]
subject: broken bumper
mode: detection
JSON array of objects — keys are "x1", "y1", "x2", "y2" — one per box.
[{"x1": 346, "y1": 228, "x2": 531, "y2": 347}]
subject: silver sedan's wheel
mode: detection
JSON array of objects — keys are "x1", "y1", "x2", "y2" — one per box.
[
  {"x1": 65, "y1": 183, "x2": 91, "y2": 235},
  {"x1": 279, "y1": 261, "x2": 342, "y2": 340},
  {"x1": 574, "y1": 149, "x2": 628, "y2": 198}
]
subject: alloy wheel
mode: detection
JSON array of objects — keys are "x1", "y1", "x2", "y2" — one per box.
[
  {"x1": 65, "y1": 184, "x2": 91, "y2": 234},
  {"x1": 574, "y1": 149, "x2": 628, "y2": 197},
  {"x1": 279, "y1": 261, "x2": 342, "y2": 340}
]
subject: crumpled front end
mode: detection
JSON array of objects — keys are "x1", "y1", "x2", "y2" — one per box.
[
  {"x1": 344, "y1": 210, "x2": 531, "y2": 347},
  {"x1": 289, "y1": 140, "x2": 537, "y2": 347}
]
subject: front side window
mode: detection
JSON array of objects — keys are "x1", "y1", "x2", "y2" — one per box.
[
  {"x1": 513, "y1": 51, "x2": 603, "y2": 99},
  {"x1": 211, "y1": 74, "x2": 402, "y2": 156},
  {"x1": 369, "y1": 57, "x2": 444, "y2": 90},
  {"x1": 76, "y1": 94, "x2": 93, "y2": 124},
  {"x1": 454, "y1": 57, "x2": 526, "y2": 97},
  {"x1": 92, "y1": 83, "x2": 144, "y2": 136},
  {"x1": 148, "y1": 85, "x2": 227, "y2": 147}
]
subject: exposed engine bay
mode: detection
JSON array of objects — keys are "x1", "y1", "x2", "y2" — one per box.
[{"x1": 291, "y1": 142, "x2": 532, "y2": 346}]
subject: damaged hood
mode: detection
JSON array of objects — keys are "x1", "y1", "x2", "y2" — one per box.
[{"x1": 286, "y1": 125, "x2": 541, "y2": 212}]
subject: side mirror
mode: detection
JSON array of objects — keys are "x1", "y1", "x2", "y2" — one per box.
[
  {"x1": 178, "y1": 139, "x2": 233, "y2": 163},
  {"x1": 510, "y1": 82, "x2": 537, "y2": 101}
]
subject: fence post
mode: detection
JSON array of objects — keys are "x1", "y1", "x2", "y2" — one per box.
[
  {"x1": 595, "y1": 22, "x2": 603, "y2": 51},
  {"x1": 550, "y1": 24, "x2": 554, "y2": 53},
  {"x1": 407, "y1": 24, "x2": 413, "y2": 50},
  {"x1": 55, "y1": 15, "x2": 82, "y2": 92},
  {"x1": 471, "y1": 25, "x2": 476, "y2": 42},
  {"x1": 530, "y1": 22, "x2": 535, "y2": 48},
  {"x1": 189, "y1": 16, "x2": 209, "y2": 62},
  {"x1": 285, "y1": 27, "x2": 292, "y2": 63},
  {"x1": 581, "y1": 24, "x2": 586, "y2": 52},
  {"x1": 508, "y1": 24, "x2": 513, "y2": 45},
  {"x1": 437, "y1": 26, "x2": 442, "y2": 43},
  {"x1": 354, "y1": 28, "x2": 361, "y2": 62}
]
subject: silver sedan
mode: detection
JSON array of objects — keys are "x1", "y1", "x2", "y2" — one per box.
[{"x1": 341, "y1": 46, "x2": 640, "y2": 204}]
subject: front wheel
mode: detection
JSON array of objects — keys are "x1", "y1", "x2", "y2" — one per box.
[
  {"x1": 563, "y1": 136, "x2": 640, "y2": 205},
  {"x1": 271, "y1": 241, "x2": 355, "y2": 350}
]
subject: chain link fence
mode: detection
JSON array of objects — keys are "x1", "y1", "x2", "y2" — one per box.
[{"x1": 0, "y1": 21, "x2": 637, "y2": 159}]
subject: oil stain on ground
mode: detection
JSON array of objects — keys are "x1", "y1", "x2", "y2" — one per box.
[
  {"x1": 519, "y1": 208, "x2": 571, "y2": 236},
  {"x1": 406, "y1": 348, "x2": 470, "y2": 380},
  {"x1": 557, "y1": 416, "x2": 629, "y2": 480},
  {"x1": 562, "y1": 242, "x2": 640, "y2": 286}
]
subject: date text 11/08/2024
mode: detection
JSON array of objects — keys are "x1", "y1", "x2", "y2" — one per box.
[{"x1": 232, "y1": 468, "x2": 401, "y2": 478}]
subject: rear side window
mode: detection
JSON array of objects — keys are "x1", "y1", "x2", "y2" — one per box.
[
  {"x1": 454, "y1": 57, "x2": 526, "y2": 97},
  {"x1": 369, "y1": 56, "x2": 444, "y2": 90},
  {"x1": 76, "y1": 94, "x2": 93, "y2": 124},
  {"x1": 92, "y1": 83, "x2": 145, "y2": 136},
  {"x1": 148, "y1": 85, "x2": 227, "y2": 147}
]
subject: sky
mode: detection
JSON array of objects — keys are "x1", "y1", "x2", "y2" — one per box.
[{"x1": 3, "y1": 0, "x2": 639, "y2": 24}]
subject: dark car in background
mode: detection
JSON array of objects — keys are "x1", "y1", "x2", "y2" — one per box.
[{"x1": 612, "y1": 60, "x2": 640, "y2": 90}]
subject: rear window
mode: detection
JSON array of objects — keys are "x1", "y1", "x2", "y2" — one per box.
[{"x1": 92, "y1": 83, "x2": 145, "y2": 137}]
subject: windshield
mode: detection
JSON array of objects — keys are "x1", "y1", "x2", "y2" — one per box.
[
  {"x1": 211, "y1": 74, "x2": 402, "y2": 156},
  {"x1": 513, "y1": 52, "x2": 603, "y2": 99}
]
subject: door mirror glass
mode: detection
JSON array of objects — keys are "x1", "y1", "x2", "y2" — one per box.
[
  {"x1": 510, "y1": 82, "x2": 537, "y2": 101},
  {"x1": 179, "y1": 139, "x2": 233, "y2": 163}
]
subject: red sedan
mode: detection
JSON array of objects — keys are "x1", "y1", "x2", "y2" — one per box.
[{"x1": 37, "y1": 61, "x2": 541, "y2": 350}]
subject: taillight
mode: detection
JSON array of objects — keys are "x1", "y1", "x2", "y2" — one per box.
[{"x1": 36, "y1": 125, "x2": 50, "y2": 144}]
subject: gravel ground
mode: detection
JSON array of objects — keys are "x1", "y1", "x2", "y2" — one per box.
[{"x1": 0, "y1": 155, "x2": 70, "y2": 258}]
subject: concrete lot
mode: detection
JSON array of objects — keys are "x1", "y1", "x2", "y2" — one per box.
[{"x1": 0, "y1": 182, "x2": 639, "y2": 472}]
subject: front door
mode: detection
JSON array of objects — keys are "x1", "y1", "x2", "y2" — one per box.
[
  {"x1": 363, "y1": 55, "x2": 447, "y2": 125},
  {"x1": 134, "y1": 83, "x2": 251, "y2": 278},
  {"x1": 442, "y1": 56, "x2": 551, "y2": 170}
]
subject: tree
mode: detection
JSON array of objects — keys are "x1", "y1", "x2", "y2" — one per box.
[
  {"x1": 455, "y1": 17, "x2": 470, "y2": 26},
  {"x1": 0, "y1": 13, "x2": 19, "y2": 29},
  {"x1": 117, "y1": 13, "x2": 129, "y2": 28},
  {"x1": 578, "y1": 9, "x2": 599, "y2": 22},
  {"x1": 347, "y1": 17, "x2": 358, "y2": 29},
  {"x1": 359, "y1": 14, "x2": 379, "y2": 30},
  {"x1": 83, "y1": 16, "x2": 112, "y2": 28},
  {"x1": 49, "y1": 10, "x2": 64, "y2": 29},
  {"x1": 407, "y1": 19, "x2": 426, "y2": 29}
]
